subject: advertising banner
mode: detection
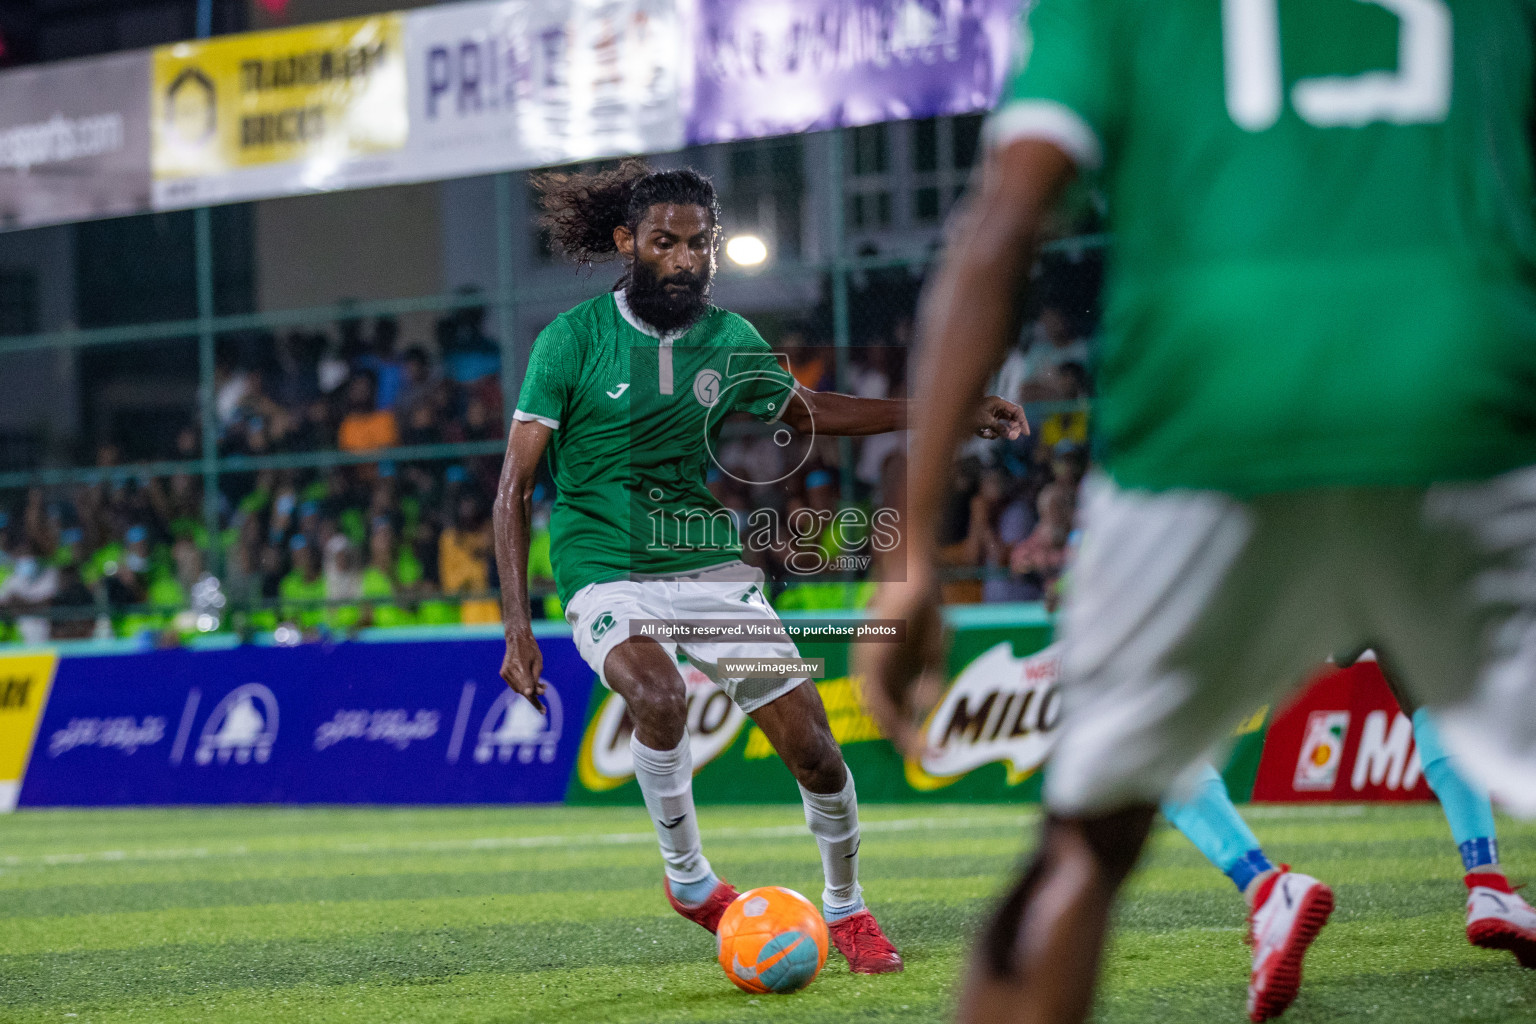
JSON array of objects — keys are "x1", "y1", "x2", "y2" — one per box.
[
  {"x1": 0, "y1": 652, "x2": 59, "y2": 811},
  {"x1": 568, "y1": 615, "x2": 1270, "y2": 805},
  {"x1": 687, "y1": 0, "x2": 1024, "y2": 144},
  {"x1": 1252, "y1": 659, "x2": 1434, "y2": 803},
  {"x1": 0, "y1": 52, "x2": 153, "y2": 231},
  {"x1": 151, "y1": 15, "x2": 409, "y2": 209},
  {"x1": 402, "y1": 0, "x2": 687, "y2": 182},
  {"x1": 17, "y1": 637, "x2": 590, "y2": 806}
]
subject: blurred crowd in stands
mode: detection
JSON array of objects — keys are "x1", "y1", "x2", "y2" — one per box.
[{"x1": 0, "y1": 284, "x2": 1096, "y2": 645}]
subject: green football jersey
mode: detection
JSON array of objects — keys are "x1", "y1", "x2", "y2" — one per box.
[
  {"x1": 514, "y1": 290, "x2": 796, "y2": 602},
  {"x1": 995, "y1": 0, "x2": 1536, "y2": 493}
]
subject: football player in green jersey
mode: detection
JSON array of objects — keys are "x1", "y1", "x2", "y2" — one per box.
[
  {"x1": 492, "y1": 161, "x2": 1025, "y2": 974},
  {"x1": 859, "y1": 1, "x2": 1536, "y2": 1021}
]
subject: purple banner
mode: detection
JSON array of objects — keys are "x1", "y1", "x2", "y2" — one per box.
[
  {"x1": 18, "y1": 636, "x2": 592, "y2": 806},
  {"x1": 688, "y1": 0, "x2": 1024, "y2": 144}
]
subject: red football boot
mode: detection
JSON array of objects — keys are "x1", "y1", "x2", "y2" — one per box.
[
  {"x1": 664, "y1": 876, "x2": 741, "y2": 935},
  {"x1": 828, "y1": 908, "x2": 905, "y2": 974}
]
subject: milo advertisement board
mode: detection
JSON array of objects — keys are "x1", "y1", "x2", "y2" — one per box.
[{"x1": 567, "y1": 606, "x2": 1267, "y2": 804}]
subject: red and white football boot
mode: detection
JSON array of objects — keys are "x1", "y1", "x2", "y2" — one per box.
[
  {"x1": 1466, "y1": 878, "x2": 1536, "y2": 967},
  {"x1": 1246, "y1": 867, "x2": 1334, "y2": 1022}
]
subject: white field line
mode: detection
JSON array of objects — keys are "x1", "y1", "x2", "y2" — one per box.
[
  {"x1": 1238, "y1": 804, "x2": 1369, "y2": 820},
  {"x1": 0, "y1": 812, "x2": 1037, "y2": 870}
]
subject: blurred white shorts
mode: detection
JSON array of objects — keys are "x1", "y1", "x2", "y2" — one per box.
[
  {"x1": 1046, "y1": 469, "x2": 1536, "y2": 818},
  {"x1": 565, "y1": 560, "x2": 806, "y2": 715}
]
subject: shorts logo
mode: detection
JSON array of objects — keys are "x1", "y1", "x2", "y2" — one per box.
[
  {"x1": 693, "y1": 368, "x2": 722, "y2": 407},
  {"x1": 590, "y1": 612, "x2": 616, "y2": 642}
]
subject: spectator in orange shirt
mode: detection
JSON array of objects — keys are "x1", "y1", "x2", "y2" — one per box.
[{"x1": 337, "y1": 371, "x2": 399, "y2": 453}]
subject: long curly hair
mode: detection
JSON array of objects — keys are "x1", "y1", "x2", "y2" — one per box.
[{"x1": 532, "y1": 160, "x2": 721, "y2": 268}]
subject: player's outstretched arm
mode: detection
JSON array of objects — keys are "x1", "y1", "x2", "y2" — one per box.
[
  {"x1": 493, "y1": 418, "x2": 554, "y2": 711},
  {"x1": 779, "y1": 387, "x2": 1026, "y2": 439},
  {"x1": 857, "y1": 138, "x2": 1074, "y2": 750}
]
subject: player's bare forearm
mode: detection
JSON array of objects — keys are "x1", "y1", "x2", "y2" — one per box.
[
  {"x1": 493, "y1": 419, "x2": 554, "y2": 710},
  {"x1": 492, "y1": 419, "x2": 552, "y2": 636},
  {"x1": 781, "y1": 389, "x2": 1025, "y2": 440},
  {"x1": 779, "y1": 390, "x2": 908, "y2": 435},
  {"x1": 907, "y1": 140, "x2": 1075, "y2": 557}
]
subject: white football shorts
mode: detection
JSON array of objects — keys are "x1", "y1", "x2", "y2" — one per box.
[
  {"x1": 1047, "y1": 468, "x2": 1536, "y2": 818},
  {"x1": 564, "y1": 560, "x2": 807, "y2": 714}
]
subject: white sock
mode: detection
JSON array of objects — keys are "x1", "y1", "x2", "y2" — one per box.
[
  {"x1": 630, "y1": 735, "x2": 713, "y2": 890},
  {"x1": 800, "y1": 770, "x2": 864, "y2": 919}
]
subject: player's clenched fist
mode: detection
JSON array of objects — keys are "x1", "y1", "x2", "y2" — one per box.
[
  {"x1": 972, "y1": 395, "x2": 1028, "y2": 440},
  {"x1": 500, "y1": 625, "x2": 547, "y2": 712}
]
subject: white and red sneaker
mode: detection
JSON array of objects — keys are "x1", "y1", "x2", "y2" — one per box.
[
  {"x1": 1246, "y1": 868, "x2": 1335, "y2": 1022},
  {"x1": 664, "y1": 876, "x2": 741, "y2": 935},
  {"x1": 1466, "y1": 880, "x2": 1536, "y2": 967}
]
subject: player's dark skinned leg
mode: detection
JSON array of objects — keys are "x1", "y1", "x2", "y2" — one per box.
[
  {"x1": 749, "y1": 679, "x2": 847, "y2": 794},
  {"x1": 602, "y1": 637, "x2": 690, "y2": 750},
  {"x1": 958, "y1": 806, "x2": 1156, "y2": 1024}
]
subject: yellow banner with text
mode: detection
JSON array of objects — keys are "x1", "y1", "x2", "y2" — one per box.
[
  {"x1": 151, "y1": 16, "x2": 406, "y2": 199},
  {"x1": 0, "y1": 652, "x2": 59, "y2": 812}
]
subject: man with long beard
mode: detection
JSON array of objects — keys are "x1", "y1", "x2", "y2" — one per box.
[{"x1": 492, "y1": 161, "x2": 1026, "y2": 973}]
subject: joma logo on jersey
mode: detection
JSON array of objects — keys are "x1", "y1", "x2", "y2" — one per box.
[{"x1": 590, "y1": 612, "x2": 616, "y2": 642}]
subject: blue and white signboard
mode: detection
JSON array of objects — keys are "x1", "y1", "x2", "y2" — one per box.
[{"x1": 18, "y1": 637, "x2": 593, "y2": 806}]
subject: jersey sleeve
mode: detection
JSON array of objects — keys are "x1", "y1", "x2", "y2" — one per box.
[
  {"x1": 986, "y1": 0, "x2": 1124, "y2": 170},
  {"x1": 723, "y1": 319, "x2": 797, "y2": 423},
  {"x1": 514, "y1": 317, "x2": 582, "y2": 429}
]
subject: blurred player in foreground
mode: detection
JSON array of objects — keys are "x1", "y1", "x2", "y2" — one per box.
[
  {"x1": 859, "y1": 1, "x2": 1536, "y2": 1022},
  {"x1": 493, "y1": 162, "x2": 1024, "y2": 973}
]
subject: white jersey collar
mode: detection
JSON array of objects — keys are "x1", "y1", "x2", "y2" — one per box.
[{"x1": 613, "y1": 287, "x2": 688, "y2": 345}]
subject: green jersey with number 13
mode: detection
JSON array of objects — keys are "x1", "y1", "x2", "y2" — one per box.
[{"x1": 994, "y1": 0, "x2": 1536, "y2": 494}]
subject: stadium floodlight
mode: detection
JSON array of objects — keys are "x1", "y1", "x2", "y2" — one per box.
[{"x1": 726, "y1": 234, "x2": 769, "y2": 267}]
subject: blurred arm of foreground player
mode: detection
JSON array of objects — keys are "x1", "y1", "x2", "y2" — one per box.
[
  {"x1": 856, "y1": 138, "x2": 1154, "y2": 1024},
  {"x1": 856, "y1": 138, "x2": 1072, "y2": 754}
]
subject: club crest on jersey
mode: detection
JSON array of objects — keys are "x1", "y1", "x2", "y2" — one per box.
[
  {"x1": 693, "y1": 369, "x2": 722, "y2": 407},
  {"x1": 590, "y1": 612, "x2": 616, "y2": 642}
]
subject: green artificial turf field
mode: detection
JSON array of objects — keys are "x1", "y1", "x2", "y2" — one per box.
[{"x1": 2, "y1": 803, "x2": 1534, "y2": 1023}]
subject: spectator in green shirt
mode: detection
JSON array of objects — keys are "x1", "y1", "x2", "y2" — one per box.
[
  {"x1": 279, "y1": 535, "x2": 326, "y2": 629},
  {"x1": 362, "y1": 519, "x2": 414, "y2": 628}
]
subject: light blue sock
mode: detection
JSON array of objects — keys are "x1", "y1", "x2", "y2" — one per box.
[
  {"x1": 1162, "y1": 762, "x2": 1273, "y2": 892},
  {"x1": 670, "y1": 871, "x2": 723, "y2": 908},
  {"x1": 1413, "y1": 709, "x2": 1499, "y2": 870}
]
